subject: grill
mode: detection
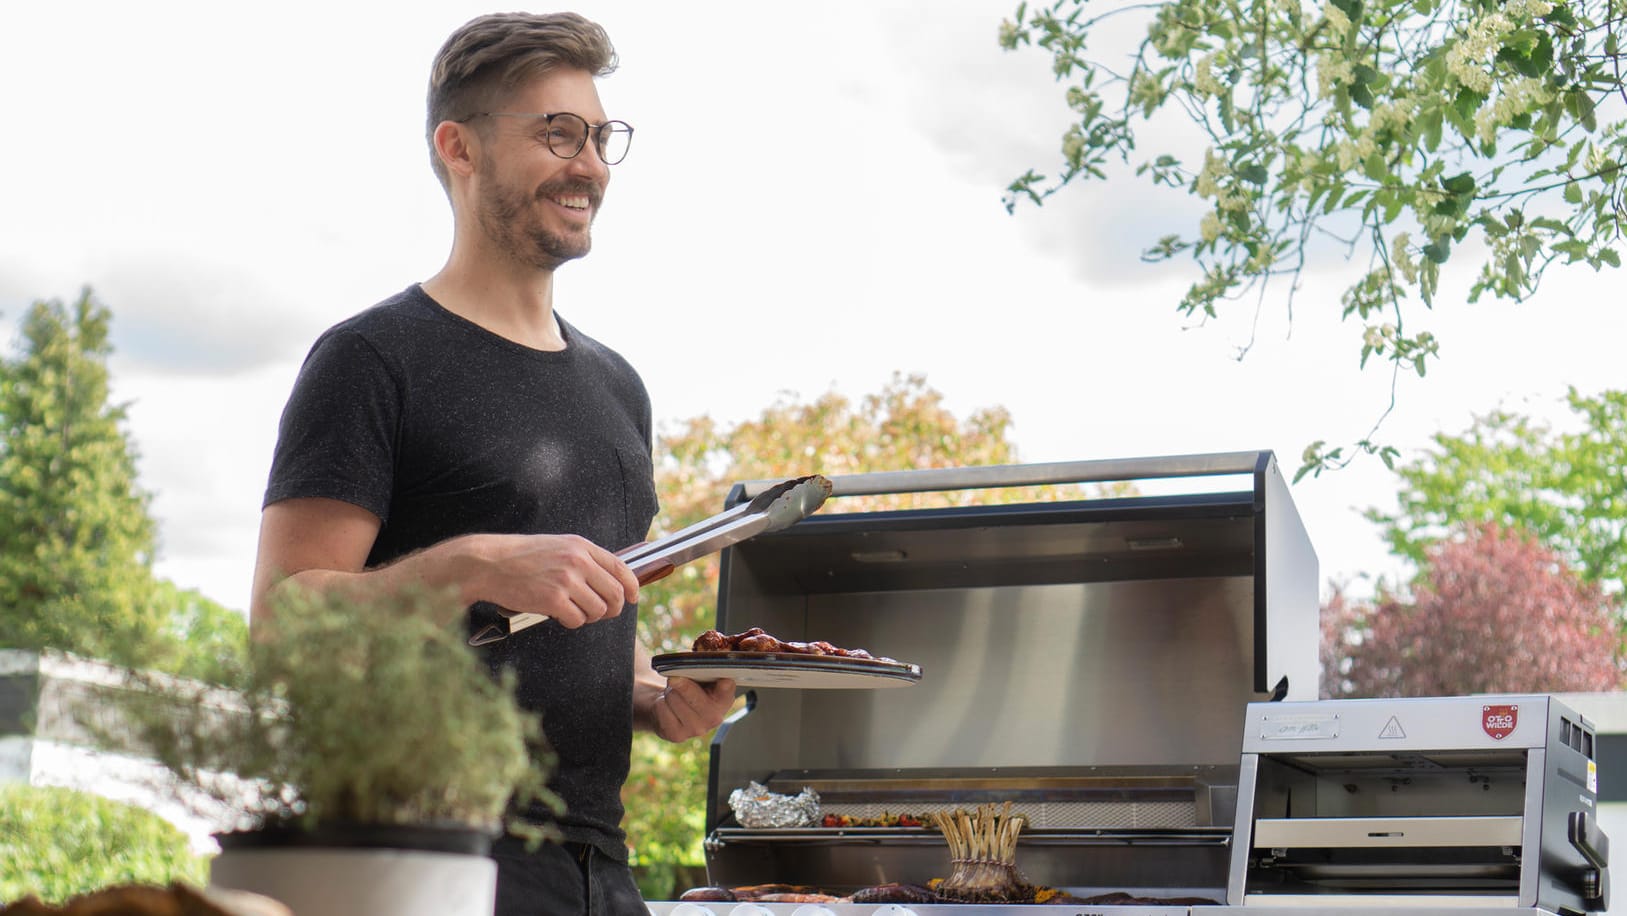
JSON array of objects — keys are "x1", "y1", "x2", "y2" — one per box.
[{"x1": 644, "y1": 452, "x2": 1605, "y2": 916}]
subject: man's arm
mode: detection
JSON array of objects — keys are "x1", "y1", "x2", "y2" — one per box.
[
  {"x1": 631, "y1": 642, "x2": 737, "y2": 742},
  {"x1": 250, "y1": 496, "x2": 641, "y2": 634}
]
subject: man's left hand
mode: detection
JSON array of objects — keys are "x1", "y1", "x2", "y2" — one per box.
[{"x1": 649, "y1": 675, "x2": 737, "y2": 743}]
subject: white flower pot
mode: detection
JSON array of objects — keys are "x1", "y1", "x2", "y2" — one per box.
[{"x1": 208, "y1": 825, "x2": 497, "y2": 916}]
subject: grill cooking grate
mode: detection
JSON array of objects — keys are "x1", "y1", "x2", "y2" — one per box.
[{"x1": 816, "y1": 800, "x2": 1199, "y2": 830}]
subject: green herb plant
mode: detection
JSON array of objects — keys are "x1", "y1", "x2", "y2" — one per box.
[{"x1": 111, "y1": 585, "x2": 559, "y2": 840}]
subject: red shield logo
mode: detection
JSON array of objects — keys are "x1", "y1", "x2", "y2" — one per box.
[{"x1": 1482, "y1": 704, "x2": 1518, "y2": 740}]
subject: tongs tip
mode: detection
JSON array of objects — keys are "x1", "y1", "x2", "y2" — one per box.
[{"x1": 758, "y1": 474, "x2": 833, "y2": 531}]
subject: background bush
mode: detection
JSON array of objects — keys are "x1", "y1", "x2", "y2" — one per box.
[{"x1": 0, "y1": 783, "x2": 207, "y2": 903}]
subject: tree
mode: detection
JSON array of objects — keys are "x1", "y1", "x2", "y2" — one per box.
[
  {"x1": 622, "y1": 373, "x2": 1113, "y2": 887},
  {"x1": 150, "y1": 579, "x2": 251, "y2": 686},
  {"x1": 0, "y1": 289, "x2": 163, "y2": 668},
  {"x1": 0, "y1": 289, "x2": 249, "y2": 683},
  {"x1": 1001, "y1": 0, "x2": 1625, "y2": 475},
  {"x1": 1365, "y1": 387, "x2": 1627, "y2": 598},
  {"x1": 1322, "y1": 521, "x2": 1622, "y2": 697}
]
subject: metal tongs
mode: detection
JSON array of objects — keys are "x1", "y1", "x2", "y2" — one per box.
[{"x1": 469, "y1": 474, "x2": 833, "y2": 646}]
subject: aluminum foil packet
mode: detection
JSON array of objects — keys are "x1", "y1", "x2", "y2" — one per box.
[{"x1": 728, "y1": 781, "x2": 820, "y2": 828}]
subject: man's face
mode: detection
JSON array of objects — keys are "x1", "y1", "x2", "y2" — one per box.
[{"x1": 472, "y1": 68, "x2": 613, "y2": 271}]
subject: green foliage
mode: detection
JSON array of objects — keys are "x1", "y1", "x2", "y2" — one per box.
[
  {"x1": 0, "y1": 287, "x2": 250, "y2": 684},
  {"x1": 0, "y1": 783, "x2": 207, "y2": 904},
  {"x1": 1002, "y1": 0, "x2": 1625, "y2": 475},
  {"x1": 623, "y1": 373, "x2": 1114, "y2": 872},
  {"x1": 1365, "y1": 386, "x2": 1627, "y2": 597},
  {"x1": 0, "y1": 289, "x2": 162, "y2": 667},
  {"x1": 0, "y1": 288, "x2": 247, "y2": 682},
  {"x1": 150, "y1": 581, "x2": 250, "y2": 686},
  {"x1": 112, "y1": 585, "x2": 557, "y2": 836}
]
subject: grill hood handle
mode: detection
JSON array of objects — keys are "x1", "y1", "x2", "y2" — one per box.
[{"x1": 1569, "y1": 810, "x2": 1609, "y2": 911}]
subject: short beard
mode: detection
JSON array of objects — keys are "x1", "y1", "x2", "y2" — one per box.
[{"x1": 477, "y1": 173, "x2": 602, "y2": 271}]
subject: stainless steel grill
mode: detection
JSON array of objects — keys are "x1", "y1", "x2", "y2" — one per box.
[{"x1": 645, "y1": 453, "x2": 1607, "y2": 916}]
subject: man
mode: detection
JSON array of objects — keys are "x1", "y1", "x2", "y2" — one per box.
[{"x1": 251, "y1": 12, "x2": 736, "y2": 915}]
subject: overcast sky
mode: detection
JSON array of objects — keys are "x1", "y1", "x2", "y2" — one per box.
[{"x1": 3, "y1": 0, "x2": 1622, "y2": 614}]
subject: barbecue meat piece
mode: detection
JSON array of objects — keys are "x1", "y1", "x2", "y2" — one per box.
[
  {"x1": 690, "y1": 627, "x2": 885, "y2": 660},
  {"x1": 735, "y1": 633, "x2": 784, "y2": 652},
  {"x1": 848, "y1": 883, "x2": 938, "y2": 904},
  {"x1": 691, "y1": 630, "x2": 732, "y2": 652},
  {"x1": 729, "y1": 884, "x2": 823, "y2": 900}
]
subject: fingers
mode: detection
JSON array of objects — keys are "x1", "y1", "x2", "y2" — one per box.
[
  {"x1": 655, "y1": 676, "x2": 738, "y2": 742},
  {"x1": 564, "y1": 541, "x2": 639, "y2": 628},
  {"x1": 480, "y1": 534, "x2": 642, "y2": 629}
]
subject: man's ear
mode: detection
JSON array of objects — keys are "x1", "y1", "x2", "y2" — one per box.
[{"x1": 433, "y1": 120, "x2": 479, "y2": 180}]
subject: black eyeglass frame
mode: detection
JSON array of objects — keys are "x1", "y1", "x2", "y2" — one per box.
[{"x1": 457, "y1": 111, "x2": 634, "y2": 165}]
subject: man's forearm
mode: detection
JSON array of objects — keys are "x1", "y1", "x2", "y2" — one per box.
[{"x1": 252, "y1": 535, "x2": 487, "y2": 634}]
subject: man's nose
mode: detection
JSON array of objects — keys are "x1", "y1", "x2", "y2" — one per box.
[{"x1": 567, "y1": 141, "x2": 611, "y2": 181}]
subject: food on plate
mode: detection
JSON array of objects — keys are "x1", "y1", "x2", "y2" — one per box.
[{"x1": 690, "y1": 627, "x2": 895, "y2": 662}]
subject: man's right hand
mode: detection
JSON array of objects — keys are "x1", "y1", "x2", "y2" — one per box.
[
  {"x1": 463, "y1": 532, "x2": 640, "y2": 628},
  {"x1": 251, "y1": 497, "x2": 640, "y2": 633}
]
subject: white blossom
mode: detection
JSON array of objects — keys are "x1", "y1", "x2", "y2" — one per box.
[
  {"x1": 1195, "y1": 150, "x2": 1231, "y2": 198},
  {"x1": 1200, "y1": 211, "x2": 1223, "y2": 243},
  {"x1": 1316, "y1": 52, "x2": 1355, "y2": 98},
  {"x1": 1194, "y1": 53, "x2": 1226, "y2": 98},
  {"x1": 1323, "y1": 2, "x2": 1351, "y2": 33},
  {"x1": 1474, "y1": 77, "x2": 1554, "y2": 143}
]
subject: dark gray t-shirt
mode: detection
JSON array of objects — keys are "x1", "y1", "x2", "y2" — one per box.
[{"x1": 264, "y1": 284, "x2": 658, "y2": 857}]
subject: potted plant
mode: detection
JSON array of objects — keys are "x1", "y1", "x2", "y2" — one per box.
[{"x1": 110, "y1": 585, "x2": 556, "y2": 916}]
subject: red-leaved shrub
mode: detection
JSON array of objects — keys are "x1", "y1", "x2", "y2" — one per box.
[{"x1": 1323, "y1": 522, "x2": 1623, "y2": 698}]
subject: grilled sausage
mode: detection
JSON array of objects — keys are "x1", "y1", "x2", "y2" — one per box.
[
  {"x1": 730, "y1": 884, "x2": 819, "y2": 899},
  {"x1": 677, "y1": 887, "x2": 737, "y2": 902},
  {"x1": 848, "y1": 883, "x2": 938, "y2": 904}
]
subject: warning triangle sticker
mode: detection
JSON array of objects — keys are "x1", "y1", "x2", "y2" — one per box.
[{"x1": 1379, "y1": 716, "x2": 1407, "y2": 739}]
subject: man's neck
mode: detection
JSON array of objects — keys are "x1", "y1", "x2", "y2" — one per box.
[{"x1": 423, "y1": 251, "x2": 565, "y2": 352}]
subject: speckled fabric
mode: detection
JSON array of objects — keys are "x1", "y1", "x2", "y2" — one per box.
[{"x1": 265, "y1": 284, "x2": 658, "y2": 858}]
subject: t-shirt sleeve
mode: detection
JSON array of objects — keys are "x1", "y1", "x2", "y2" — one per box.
[{"x1": 263, "y1": 328, "x2": 400, "y2": 521}]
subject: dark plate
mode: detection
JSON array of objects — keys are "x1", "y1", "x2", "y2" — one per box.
[{"x1": 651, "y1": 651, "x2": 923, "y2": 689}]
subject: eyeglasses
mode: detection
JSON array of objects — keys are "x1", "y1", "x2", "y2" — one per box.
[{"x1": 460, "y1": 111, "x2": 634, "y2": 165}]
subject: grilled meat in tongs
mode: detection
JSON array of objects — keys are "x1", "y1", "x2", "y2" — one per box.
[{"x1": 468, "y1": 474, "x2": 833, "y2": 646}]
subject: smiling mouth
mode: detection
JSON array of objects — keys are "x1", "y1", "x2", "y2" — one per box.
[{"x1": 550, "y1": 194, "x2": 592, "y2": 211}]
